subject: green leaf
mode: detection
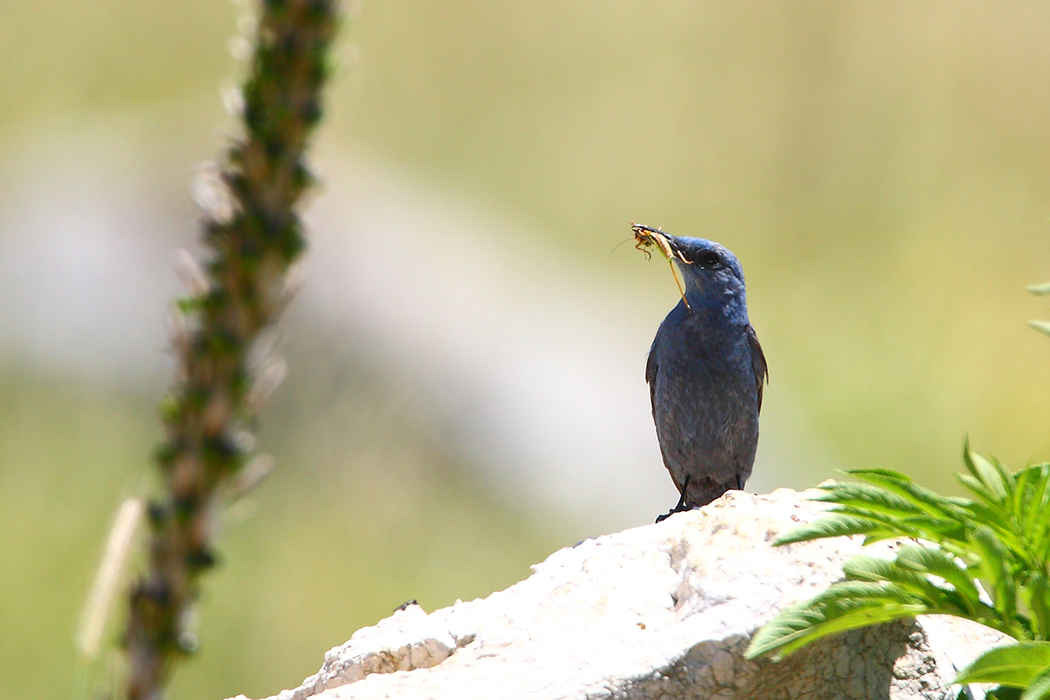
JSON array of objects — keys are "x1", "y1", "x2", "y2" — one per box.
[
  {"x1": 809, "y1": 483, "x2": 925, "y2": 517},
  {"x1": 1025, "y1": 571, "x2": 1050, "y2": 641},
  {"x1": 954, "y1": 642, "x2": 1050, "y2": 688},
  {"x1": 1028, "y1": 320, "x2": 1050, "y2": 337},
  {"x1": 847, "y1": 467, "x2": 916, "y2": 482},
  {"x1": 971, "y1": 526, "x2": 1023, "y2": 635},
  {"x1": 964, "y1": 501, "x2": 1026, "y2": 557},
  {"x1": 773, "y1": 514, "x2": 886, "y2": 546},
  {"x1": 1017, "y1": 466, "x2": 1050, "y2": 560},
  {"x1": 1027, "y1": 283, "x2": 1050, "y2": 296},
  {"x1": 964, "y1": 441, "x2": 1010, "y2": 502},
  {"x1": 840, "y1": 551, "x2": 994, "y2": 624},
  {"x1": 1010, "y1": 465, "x2": 1036, "y2": 524},
  {"x1": 992, "y1": 452, "x2": 1021, "y2": 497},
  {"x1": 775, "y1": 509, "x2": 957, "y2": 547},
  {"x1": 832, "y1": 506, "x2": 966, "y2": 546},
  {"x1": 746, "y1": 581, "x2": 927, "y2": 660},
  {"x1": 895, "y1": 545, "x2": 982, "y2": 613},
  {"x1": 843, "y1": 554, "x2": 927, "y2": 591},
  {"x1": 845, "y1": 468, "x2": 966, "y2": 518},
  {"x1": 1021, "y1": 663, "x2": 1050, "y2": 700},
  {"x1": 958, "y1": 473, "x2": 1011, "y2": 511}
]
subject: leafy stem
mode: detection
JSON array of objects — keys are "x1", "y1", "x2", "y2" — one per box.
[
  {"x1": 747, "y1": 443, "x2": 1050, "y2": 664},
  {"x1": 123, "y1": 2, "x2": 342, "y2": 699}
]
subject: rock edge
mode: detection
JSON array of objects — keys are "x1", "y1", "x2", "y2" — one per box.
[{"x1": 232, "y1": 488, "x2": 1008, "y2": 700}]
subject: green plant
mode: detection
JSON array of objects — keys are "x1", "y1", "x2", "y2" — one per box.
[
  {"x1": 746, "y1": 280, "x2": 1050, "y2": 699},
  {"x1": 744, "y1": 446, "x2": 1050, "y2": 698}
]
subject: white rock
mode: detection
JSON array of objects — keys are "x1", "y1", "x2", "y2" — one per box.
[{"x1": 240, "y1": 488, "x2": 1008, "y2": 700}]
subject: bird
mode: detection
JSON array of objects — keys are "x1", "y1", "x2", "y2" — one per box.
[{"x1": 634, "y1": 225, "x2": 768, "y2": 522}]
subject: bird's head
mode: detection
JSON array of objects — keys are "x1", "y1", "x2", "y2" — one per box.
[{"x1": 665, "y1": 236, "x2": 749, "y2": 319}]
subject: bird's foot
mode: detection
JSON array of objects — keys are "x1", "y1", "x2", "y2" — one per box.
[
  {"x1": 655, "y1": 476, "x2": 692, "y2": 523},
  {"x1": 655, "y1": 500, "x2": 694, "y2": 523}
]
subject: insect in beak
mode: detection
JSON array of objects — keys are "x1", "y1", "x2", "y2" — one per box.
[{"x1": 631, "y1": 223, "x2": 691, "y2": 309}]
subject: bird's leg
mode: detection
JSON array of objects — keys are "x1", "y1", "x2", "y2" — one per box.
[
  {"x1": 655, "y1": 475, "x2": 691, "y2": 523},
  {"x1": 736, "y1": 474, "x2": 744, "y2": 491}
]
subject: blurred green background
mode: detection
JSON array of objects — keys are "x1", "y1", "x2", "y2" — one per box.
[{"x1": 3, "y1": 2, "x2": 1050, "y2": 699}]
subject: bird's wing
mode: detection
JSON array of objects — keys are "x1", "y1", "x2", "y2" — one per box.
[
  {"x1": 747, "y1": 324, "x2": 768, "y2": 412},
  {"x1": 645, "y1": 335, "x2": 659, "y2": 410}
]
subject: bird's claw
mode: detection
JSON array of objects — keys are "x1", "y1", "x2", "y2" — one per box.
[{"x1": 655, "y1": 476, "x2": 692, "y2": 523}]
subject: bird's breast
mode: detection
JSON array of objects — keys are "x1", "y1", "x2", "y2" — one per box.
[{"x1": 652, "y1": 315, "x2": 760, "y2": 408}]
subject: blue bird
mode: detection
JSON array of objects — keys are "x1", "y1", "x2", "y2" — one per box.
[{"x1": 634, "y1": 225, "x2": 768, "y2": 522}]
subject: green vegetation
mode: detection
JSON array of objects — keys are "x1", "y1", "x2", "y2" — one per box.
[
  {"x1": 745, "y1": 453, "x2": 1050, "y2": 648},
  {"x1": 748, "y1": 283, "x2": 1050, "y2": 698},
  {"x1": 747, "y1": 454, "x2": 1050, "y2": 698}
]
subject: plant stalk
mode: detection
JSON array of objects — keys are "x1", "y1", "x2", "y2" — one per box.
[{"x1": 124, "y1": 2, "x2": 342, "y2": 698}]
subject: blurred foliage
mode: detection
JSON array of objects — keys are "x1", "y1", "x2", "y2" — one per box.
[
  {"x1": 4, "y1": 1, "x2": 1050, "y2": 698},
  {"x1": 341, "y1": 1, "x2": 1050, "y2": 479},
  {"x1": 0, "y1": 344, "x2": 564, "y2": 700}
]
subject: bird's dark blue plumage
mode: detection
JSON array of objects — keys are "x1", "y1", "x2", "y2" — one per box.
[{"x1": 643, "y1": 234, "x2": 767, "y2": 521}]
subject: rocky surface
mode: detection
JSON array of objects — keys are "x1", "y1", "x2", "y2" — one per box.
[{"x1": 230, "y1": 488, "x2": 1008, "y2": 700}]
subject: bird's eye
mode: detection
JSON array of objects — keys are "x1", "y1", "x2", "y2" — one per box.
[{"x1": 700, "y1": 251, "x2": 722, "y2": 268}]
